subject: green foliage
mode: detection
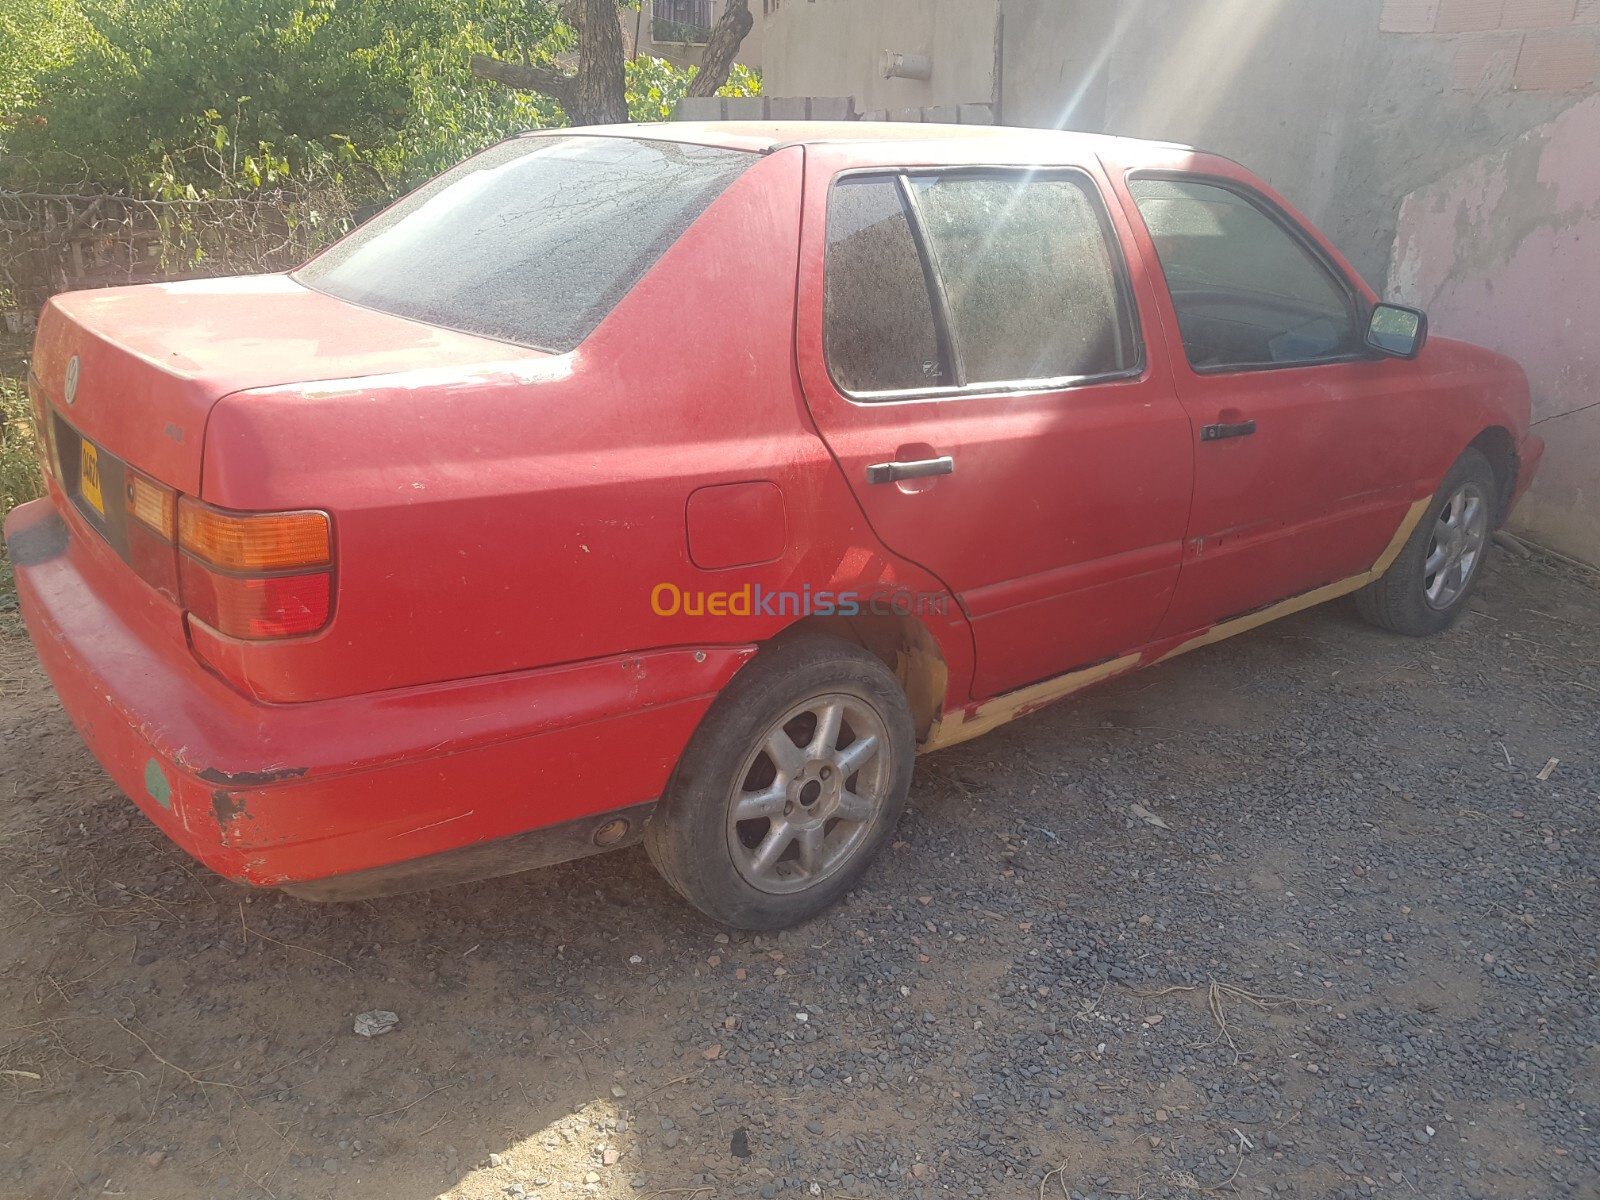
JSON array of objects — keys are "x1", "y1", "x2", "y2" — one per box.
[
  {"x1": 0, "y1": 0, "x2": 92, "y2": 121},
  {"x1": 2, "y1": 1, "x2": 760, "y2": 199},
  {"x1": 1, "y1": 0, "x2": 761, "y2": 202},
  {"x1": 626, "y1": 57, "x2": 762, "y2": 123},
  {"x1": 2, "y1": 0, "x2": 574, "y2": 196}
]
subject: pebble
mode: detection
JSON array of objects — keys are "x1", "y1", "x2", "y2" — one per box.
[{"x1": 4, "y1": 556, "x2": 1595, "y2": 1200}]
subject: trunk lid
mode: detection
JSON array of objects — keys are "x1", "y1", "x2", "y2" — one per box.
[{"x1": 33, "y1": 273, "x2": 542, "y2": 497}]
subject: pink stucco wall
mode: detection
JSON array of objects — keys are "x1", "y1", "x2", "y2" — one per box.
[{"x1": 1391, "y1": 94, "x2": 1600, "y2": 564}]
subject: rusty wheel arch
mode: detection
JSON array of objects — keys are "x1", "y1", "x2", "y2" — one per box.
[{"x1": 770, "y1": 614, "x2": 949, "y2": 744}]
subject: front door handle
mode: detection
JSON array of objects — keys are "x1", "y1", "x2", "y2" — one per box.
[
  {"x1": 1200, "y1": 420, "x2": 1257, "y2": 442},
  {"x1": 866, "y1": 456, "x2": 955, "y2": 485}
]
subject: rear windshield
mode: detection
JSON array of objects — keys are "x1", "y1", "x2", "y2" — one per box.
[{"x1": 295, "y1": 136, "x2": 755, "y2": 353}]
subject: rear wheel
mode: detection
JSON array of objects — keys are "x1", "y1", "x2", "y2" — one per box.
[
  {"x1": 1355, "y1": 448, "x2": 1497, "y2": 636},
  {"x1": 645, "y1": 636, "x2": 914, "y2": 930}
]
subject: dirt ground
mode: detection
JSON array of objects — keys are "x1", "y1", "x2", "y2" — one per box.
[{"x1": 1, "y1": 550, "x2": 1595, "y2": 1200}]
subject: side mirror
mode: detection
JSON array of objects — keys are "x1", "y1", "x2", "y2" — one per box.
[{"x1": 1367, "y1": 303, "x2": 1428, "y2": 360}]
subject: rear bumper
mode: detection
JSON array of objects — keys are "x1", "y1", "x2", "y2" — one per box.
[{"x1": 5, "y1": 497, "x2": 753, "y2": 896}]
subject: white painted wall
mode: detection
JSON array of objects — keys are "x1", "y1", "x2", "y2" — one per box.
[{"x1": 764, "y1": 0, "x2": 998, "y2": 112}]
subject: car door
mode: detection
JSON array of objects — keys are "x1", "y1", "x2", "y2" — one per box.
[
  {"x1": 1109, "y1": 163, "x2": 1421, "y2": 638},
  {"x1": 795, "y1": 147, "x2": 1195, "y2": 700}
]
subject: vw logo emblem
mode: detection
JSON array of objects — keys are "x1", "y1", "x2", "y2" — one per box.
[{"x1": 64, "y1": 355, "x2": 80, "y2": 405}]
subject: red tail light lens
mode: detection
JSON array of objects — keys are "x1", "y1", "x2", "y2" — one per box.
[
  {"x1": 180, "y1": 560, "x2": 332, "y2": 639},
  {"x1": 177, "y1": 499, "x2": 333, "y2": 640}
]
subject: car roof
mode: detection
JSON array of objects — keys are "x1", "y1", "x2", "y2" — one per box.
[{"x1": 520, "y1": 121, "x2": 1198, "y2": 167}]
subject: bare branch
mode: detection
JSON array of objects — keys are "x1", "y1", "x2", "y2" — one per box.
[
  {"x1": 469, "y1": 53, "x2": 576, "y2": 106},
  {"x1": 469, "y1": 0, "x2": 627, "y2": 125}
]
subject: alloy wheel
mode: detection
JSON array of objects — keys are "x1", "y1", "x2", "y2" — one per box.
[
  {"x1": 1423, "y1": 482, "x2": 1489, "y2": 611},
  {"x1": 725, "y1": 692, "x2": 895, "y2": 895}
]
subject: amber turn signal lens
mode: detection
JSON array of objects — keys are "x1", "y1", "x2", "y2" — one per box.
[
  {"x1": 178, "y1": 499, "x2": 330, "y2": 572},
  {"x1": 125, "y1": 470, "x2": 177, "y2": 541}
]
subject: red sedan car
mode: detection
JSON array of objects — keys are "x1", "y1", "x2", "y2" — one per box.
[{"x1": 5, "y1": 123, "x2": 1542, "y2": 929}]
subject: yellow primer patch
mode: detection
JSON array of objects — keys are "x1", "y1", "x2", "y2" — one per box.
[
  {"x1": 919, "y1": 495, "x2": 1432, "y2": 754},
  {"x1": 1151, "y1": 495, "x2": 1430, "y2": 666},
  {"x1": 921, "y1": 653, "x2": 1143, "y2": 753}
]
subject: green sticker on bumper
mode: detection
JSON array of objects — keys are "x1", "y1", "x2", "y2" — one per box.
[{"x1": 144, "y1": 758, "x2": 172, "y2": 810}]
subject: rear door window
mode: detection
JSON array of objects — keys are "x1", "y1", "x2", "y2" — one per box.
[
  {"x1": 1127, "y1": 177, "x2": 1361, "y2": 371},
  {"x1": 823, "y1": 169, "x2": 1140, "y2": 400},
  {"x1": 908, "y1": 174, "x2": 1136, "y2": 386},
  {"x1": 296, "y1": 136, "x2": 754, "y2": 353}
]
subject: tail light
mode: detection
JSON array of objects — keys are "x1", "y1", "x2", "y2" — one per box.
[
  {"x1": 124, "y1": 468, "x2": 180, "y2": 601},
  {"x1": 177, "y1": 499, "x2": 333, "y2": 639}
]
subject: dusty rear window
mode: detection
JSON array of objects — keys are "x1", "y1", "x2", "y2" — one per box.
[{"x1": 295, "y1": 136, "x2": 754, "y2": 353}]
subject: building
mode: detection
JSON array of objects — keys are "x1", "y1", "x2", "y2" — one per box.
[
  {"x1": 627, "y1": 0, "x2": 763, "y2": 72},
  {"x1": 758, "y1": 0, "x2": 1600, "y2": 565}
]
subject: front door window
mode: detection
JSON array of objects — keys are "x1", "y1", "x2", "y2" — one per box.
[{"x1": 1128, "y1": 178, "x2": 1361, "y2": 371}]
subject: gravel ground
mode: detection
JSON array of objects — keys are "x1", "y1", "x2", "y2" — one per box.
[{"x1": 0, "y1": 549, "x2": 1595, "y2": 1200}]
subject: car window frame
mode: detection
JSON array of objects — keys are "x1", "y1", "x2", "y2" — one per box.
[
  {"x1": 822, "y1": 164, "x2": 1147, "y2": 405},
  {"x1": 1125, "y1": 170, "x2": 1373, "y2": 376}
]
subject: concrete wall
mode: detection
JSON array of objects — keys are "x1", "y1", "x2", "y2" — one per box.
[
  {"x1": 763, "y1": 0, "x2": 998, "y2": 113},
  {"x1": 998, "y1": 0, "x2": 1594, "y2": 289},
  {"x1": 1391, "y1": 94, "x2": 1600, "y2": 561}
]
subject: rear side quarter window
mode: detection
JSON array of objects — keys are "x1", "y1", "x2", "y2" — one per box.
[{"x1": 823, "y1": 178, "x2": 948, "y2": 393}]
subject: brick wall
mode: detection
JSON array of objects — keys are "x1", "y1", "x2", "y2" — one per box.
[{"x1": 1382, "y1": 0, "x2": 1600, "y2": 89}]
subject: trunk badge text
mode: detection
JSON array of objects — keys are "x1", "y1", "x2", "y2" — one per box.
[{"x1": 64, "y1": 355, "x2": 80, "y2": 405}]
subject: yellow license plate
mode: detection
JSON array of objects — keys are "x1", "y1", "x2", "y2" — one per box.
[{"x1": 80, "y1": 440, "x2": 105, "y2": 516}]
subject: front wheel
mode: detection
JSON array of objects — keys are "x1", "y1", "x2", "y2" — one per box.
[
  {"x1": 644, "y1": 636, "x2": 915, "y2": 930},
  {"x1": 1355, "y1": 447, "x2": 1497, "y2": 636}
]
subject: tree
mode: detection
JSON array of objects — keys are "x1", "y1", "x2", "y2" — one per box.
[
  {"x1": 1, "y1": 0, "x2": 571, "y2": 193},
  {"x1": 471, "y1": 0, "x2": 753, "y2": 125}
]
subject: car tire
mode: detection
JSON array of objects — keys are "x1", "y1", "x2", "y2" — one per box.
[
  {"x1": 1355, "y1": 447, "x2": 1498, "y2": 637},
  {"x1": 644, "y1": 635, "x2": 915, "y2": 930}
]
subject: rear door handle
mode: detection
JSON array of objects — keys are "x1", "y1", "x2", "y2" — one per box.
[
  {"x1": 866, "y1": 456, "x2": 955, "y2": 485},
  {"x1": 1200, "y1": 420, "x2": 1257, "y2": 442}
]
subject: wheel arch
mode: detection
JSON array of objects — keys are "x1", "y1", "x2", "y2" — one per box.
[
  {"x1": 1467, "y1": 426, "x2": 1519, "y2": 525},
  {"x1": 772, "y1": 614, "x2": 948, "y2": 744}
]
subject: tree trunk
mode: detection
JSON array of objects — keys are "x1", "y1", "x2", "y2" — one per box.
[
  {"x1": 470, "y1": 0, "x2": 628, "y2": 126},
  {"x1": 569, "y1": 0, "x2": 629, "y2": 124},
  {"x1": 685, "y1": 0, "x2": 754, "y2": 97}
]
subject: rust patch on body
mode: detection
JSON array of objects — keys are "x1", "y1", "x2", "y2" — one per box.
[
  {"x1": 211, "y1": 789, "x2": 254, "y2": 846},
  {"x1": 196, "y1": 764, "x2": 309, "y2": 786}
]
